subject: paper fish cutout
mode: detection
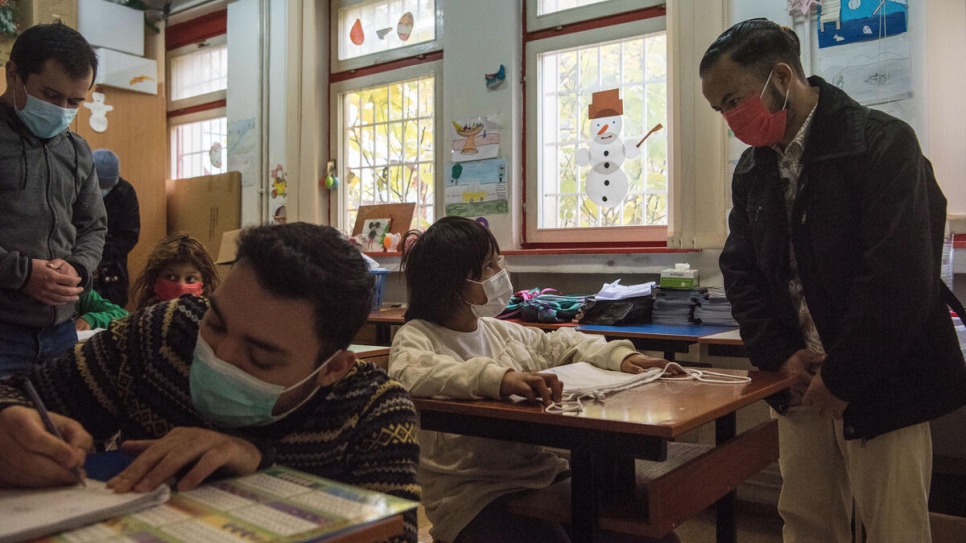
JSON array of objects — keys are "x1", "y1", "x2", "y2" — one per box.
[
  {"x1": 376, "y1": 27, "x2": 392, "y2": 39},
  {"x1": 350, "y1": 18, "x2": 364, "y2": 45},
  {"x1": 397, "y1": 12, "x2": 413, "y2": 41},
  {"x1": 485, "y1": 64, "x2": 506, "y2": 90}
]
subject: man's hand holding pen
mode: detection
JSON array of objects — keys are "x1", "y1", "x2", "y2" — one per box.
[{"x1": 0, "y1": 405, "x2": 92, "y2": 488}]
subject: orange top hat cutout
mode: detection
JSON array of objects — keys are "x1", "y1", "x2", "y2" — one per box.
[{"x1": 588, "y1": 89, "x2": 623, "y2": 119}]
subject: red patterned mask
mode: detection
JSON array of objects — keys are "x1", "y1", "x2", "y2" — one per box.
[
  {"x1": 723, "y1": 70, "x2": 789, "y2": 148},
  {"x1": 155, "y1": 278, "x2": 204, "y2": 301}
]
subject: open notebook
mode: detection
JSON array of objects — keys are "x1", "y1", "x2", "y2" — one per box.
[{"x1": 0, "y1": 480, "x2": 170, "y2": 543}]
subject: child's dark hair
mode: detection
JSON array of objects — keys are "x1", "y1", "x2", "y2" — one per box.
[
  {"x1": 235, "y1": 222, "x2": 373, "y2": 358},
  {"x1": 699, "y1": 18, "x2": 806, "y2": 81},
  {"x1": 10, "y1": 23, "x2": 98, "y2": 86},
  {"x1": 131, "y1": 233, "x2": 220, "y2": 310},
  {"x1": 401, "y1": 216, "x2": 500, "y2": 324}
]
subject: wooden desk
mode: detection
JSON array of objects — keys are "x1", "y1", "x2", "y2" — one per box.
[
  {"x1": 577, "y1": 323, "x2": 740, "y2": 361},
  {"x1": 413, "y1": 369, "x2": 790, "y2": 543},
  {"x1": 697, "y1": 329, "x2": 749, "y2": 358},
  {"x1": 367, "y1": 307, "x2": 406, "y2": 345}
]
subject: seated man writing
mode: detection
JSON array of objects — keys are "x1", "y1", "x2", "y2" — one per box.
[{"x1": 0, "y1": 223, "x2": 420, "y2": 543}]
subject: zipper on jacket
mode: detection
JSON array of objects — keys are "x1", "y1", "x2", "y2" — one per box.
[
  {"x1": 44, "y1": 144, "x2": 54, "y2": 260},
  {"x1": 43, "y1": 143, "x2": 57, "y2": 325},
  {"x1": 754, "y1": 206, "x2": 763, "y2": 223}
]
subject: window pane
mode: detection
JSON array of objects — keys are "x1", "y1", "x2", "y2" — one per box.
[
  {"x1": 537, "y1": 0, "x2": 610, "y2": 17},
  {"x1": 171, "y1": 117, "x2": 227, "y2": 180},
  {"x1": 537, "y1": 32, "x2": 667, "y2": 230},
  {"x1": 170, "y1": 43, "x2": 228, "y2": 101},
  {"x1": 339, "y1": 0, "x2": 436, "y2": 61},
  {"x1": 342, "y1": 74, "x2": 435, "y2": 231}
]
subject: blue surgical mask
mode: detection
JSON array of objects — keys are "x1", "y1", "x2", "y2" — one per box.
[
  {"x1": 101, "y1": 188, "x2": 111, "y2": 197},
  {"x1": 15, "y1": 82, "x2": 78, "y2": 139},
  {"x1": 190, "y1": 334, "x2": 337, "y2": 428}
]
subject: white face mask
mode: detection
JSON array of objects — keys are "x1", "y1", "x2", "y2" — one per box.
[{"x1": 465, "y1": 268, "x2": 513, "y2": 319}]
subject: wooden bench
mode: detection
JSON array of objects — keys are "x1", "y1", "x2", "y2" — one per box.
[{"x1": 508, "y1": 420, "x2": 779, "y2": 539}]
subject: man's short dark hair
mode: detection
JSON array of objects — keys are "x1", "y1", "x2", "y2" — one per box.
[
  {"x1": 235, "y1": 223, "x2": 373, "y2": 359},
  {"x1": 10, "y1": 23, "x2": 98, "y2": 85},
  {"x1": 699, "y1": 18, "x2": 806, "y2": 81}
]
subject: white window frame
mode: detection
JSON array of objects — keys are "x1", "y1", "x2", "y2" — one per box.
[
  {"x1": 329, "y1": 61, "x2": 444, "y2": 235},
  {"x1": 525, "y1": 15, "x2": 669, "y2": 245},
  {"x1": 330, "y1": 0, "x2": 444, "y2": 74},
  {"x1": 527, "y1": 0, "x2": 663, "y2": 32},
  {"x1": 168, "y1": 108, "x2": 228, "y2": 180},
  {"x1": 166, "y1": 34, "x2": 228, "y2": 113}
]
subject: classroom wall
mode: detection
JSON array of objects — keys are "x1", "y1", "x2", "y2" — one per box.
[
  {"x1": 368, "y1": 0, "x2": 966, "y2": 308},
  {"x1": 218, "y1": 0, "x2": 965, "y2": 299}
]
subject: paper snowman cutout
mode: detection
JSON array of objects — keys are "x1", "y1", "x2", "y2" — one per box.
[
  {"x1": 83, "y1": 92, "x2": 114, "y2": 133},
  {"x1": 575, "y1": 89, "x2": 639, "y2": 208}
]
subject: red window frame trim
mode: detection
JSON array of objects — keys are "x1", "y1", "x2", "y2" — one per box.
[{"x1": 166, "y1": 10, "x2": 228, "y2": 51}]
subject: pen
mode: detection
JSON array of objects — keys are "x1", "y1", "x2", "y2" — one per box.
[{"x1": 22, "y1": 378, "x2": 86, "y2": 487}]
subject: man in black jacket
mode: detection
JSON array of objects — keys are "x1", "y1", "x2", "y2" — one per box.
[
  {"x1": 700, "y1": 19, "x2": 966, "y2": 543},
  {"x1": 92, "y1": 149, "x2": 140, "y2": 307}
]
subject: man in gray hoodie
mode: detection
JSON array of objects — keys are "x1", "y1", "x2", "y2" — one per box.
[{"x1": 0, "y1": 23, "x2": 106, "y2": 376}]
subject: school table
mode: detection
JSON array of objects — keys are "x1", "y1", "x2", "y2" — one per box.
[
  {"x1": 577, "y1": 323, "x2": 740, "y2": 361},
  {"x1": 412, "y1": 368, "x2": 791, "y2": 543},
  {"x1": 697, "y1": 328, "x2": 749, "y2": 358},
  {"x1": 367, "y1": 307, "x2": 406, "y2": 345}
]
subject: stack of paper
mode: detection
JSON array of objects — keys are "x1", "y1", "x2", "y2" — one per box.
[
  {"x1": 594, "y1": 279, "x2": 655, "y2": 301},
  {"x1": 652, "y1": 287, "x2": 702, "y2": 325},
  {"x1": 692, "y1": 287, "x2": 738, "y2": 326},
  {"x1": 0, "y1": 480, "x2": 170, "y2": 543}
]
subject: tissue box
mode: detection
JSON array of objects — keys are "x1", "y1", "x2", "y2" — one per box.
[{"x1": 660, "y1": 264, "x2": 700, "y2": 289}]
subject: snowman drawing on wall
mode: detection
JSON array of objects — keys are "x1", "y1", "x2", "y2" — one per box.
[
  {"x1": 575, "y1": 89, "x2": 639, "y2": 207},
  {"x1": 83, "y1": 92, "x2": 114, "y2": 133}
]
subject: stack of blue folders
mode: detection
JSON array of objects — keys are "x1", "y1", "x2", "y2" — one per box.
[
  {"x1": 652, "y1": 287, "x2": 702, "y2": 325},
  {"x1": 692, "y1": 287, "x2": 739, "y2": 326}
]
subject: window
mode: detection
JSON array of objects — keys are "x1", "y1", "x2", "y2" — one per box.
[
  {"x1": 537, "y1": 0, "x2": 611, "y2": 16},
  {"x1": 167, "y1": 34, "x2": 228, "y2": 112},
  {"x1": 332, "y1": 69, "x2": 438, "y2": 232},
  {"x1": 170, "y1": 117, "x2": 228, "y2": 179},
  {"x1": 331, "y1": 0, "x2": 442, "y2": 73},
  {"x1": 166, "y1": 16, "x2": 228, "y2": 181},
  {"x1": 169, "y1": 39, "x2": 228, "y2": 102},
  {"x1": 526, "y1": 6, "x2": 668, "y2": 245}
]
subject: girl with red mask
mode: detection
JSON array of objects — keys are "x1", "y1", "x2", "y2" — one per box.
[{"x1": 131, "y1": 233, "x2": 220, "y2": 310}]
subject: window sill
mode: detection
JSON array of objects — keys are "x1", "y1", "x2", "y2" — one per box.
[{"x1": 363, "y1": 247, "x2": 701, "y2": 259}]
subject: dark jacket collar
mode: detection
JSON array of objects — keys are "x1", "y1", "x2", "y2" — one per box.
[{"x1": 736, "y1": 76, "x2": 868, "y2": 174}]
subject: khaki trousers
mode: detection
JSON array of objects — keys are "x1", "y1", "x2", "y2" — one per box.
[{"x1": 775, "y1": 407, "x2": 932, "y2": 543}]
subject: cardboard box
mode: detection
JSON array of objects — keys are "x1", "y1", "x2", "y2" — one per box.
[
  {"x1": 79, "y1": 0, "x2": 144, "y2": 56},
  {"x1": 214, "y1": 228, "x2": 241, "y2": 278},
  {"x1": 93, "y1": 48, "x2": 158, "y2": 95},
  {"x1": 660, "y1": 264, "x2": 700, "y2": 289},
  {"x1": 18, "y1": 0, "x2": 77, "y2": 29},
  {"x1": 167, "y1": 172, "x2": 241, "y2": 259}
]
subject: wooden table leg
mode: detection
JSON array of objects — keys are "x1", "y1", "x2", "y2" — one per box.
[{"x1": 715, "y1": 413, "x2": 738, "y2": 543}]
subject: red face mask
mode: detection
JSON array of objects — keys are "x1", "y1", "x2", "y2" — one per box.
[
  {"x1": 723, "y1": 70, "x2": 789, "y2": 148},
  {"x1": 154, "y1": 278, "x2": 204, "y2": 301}
]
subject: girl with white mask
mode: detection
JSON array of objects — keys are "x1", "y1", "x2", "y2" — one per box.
[{"x1": 387, "y1": 216, "x2": 677, "y2": 543}]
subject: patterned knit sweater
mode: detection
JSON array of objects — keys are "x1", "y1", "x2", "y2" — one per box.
[{"x1": 0, "y1": 296, "x2": 421, "y2": 543}]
